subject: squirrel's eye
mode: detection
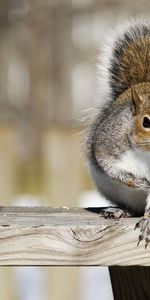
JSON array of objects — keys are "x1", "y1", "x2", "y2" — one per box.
[{"x1": 142, "y1": 116, "x2": 150, "y2": 128}]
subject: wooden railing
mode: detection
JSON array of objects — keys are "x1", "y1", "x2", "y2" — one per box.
[{"x1": 0, "y1": 206, "x2": 148, "y2": 266}]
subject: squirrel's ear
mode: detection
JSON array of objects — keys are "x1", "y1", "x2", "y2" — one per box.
[{"x1": 131, "y1": 86, "x2": 143, "y2": 115}]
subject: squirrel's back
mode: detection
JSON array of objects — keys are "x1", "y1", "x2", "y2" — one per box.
[{"x1": 98, "y1": 19, "x2": 150, "y2": 103}]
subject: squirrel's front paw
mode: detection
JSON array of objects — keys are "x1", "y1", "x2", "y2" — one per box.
[
  {"x1": 102, "y1": 207, "x2": 130, "y2": 219},
  {"x1": 135, "y1": 211, "x2": 150, "y2": 248}
]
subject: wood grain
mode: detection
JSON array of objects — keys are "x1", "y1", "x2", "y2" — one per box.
[{"x1": 0, "y1": 206, "x2": 148, "y2": 266}]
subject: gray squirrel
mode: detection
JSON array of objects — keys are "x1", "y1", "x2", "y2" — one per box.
[{"x1": 85, "y1": 19, "x2": 150, "y2": 247}]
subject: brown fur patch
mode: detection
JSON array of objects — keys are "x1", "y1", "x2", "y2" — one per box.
[
  {"x1": 120, "y1": 37, "x2": 150, "y2": 86},
  {"x1": 127, "y1": 180, "x2": 135, "y2": 188}
]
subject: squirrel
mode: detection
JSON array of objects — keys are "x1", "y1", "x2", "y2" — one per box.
[{"x1": 85, "y1": 19, "x2": 150, "y2": 247}]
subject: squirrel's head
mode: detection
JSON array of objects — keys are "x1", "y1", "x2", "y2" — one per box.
[{"x1": 131, "y1": 86, "x2": 150, "y2": 151}]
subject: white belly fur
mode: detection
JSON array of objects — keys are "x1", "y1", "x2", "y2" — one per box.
[
  {"x1": 90, "y1": 149, "x2": 150, "y2": 215},
  {"x1": 114, "y1": 149, "x2": 150, "y2": 181}
]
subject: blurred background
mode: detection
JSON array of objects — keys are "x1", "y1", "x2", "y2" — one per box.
[{"x1": 0, "y1": 0, "x2": 149, "y2": 299}]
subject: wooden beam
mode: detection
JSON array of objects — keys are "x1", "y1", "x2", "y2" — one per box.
[{"x1": 0, "y1": 206, "x2": 148, "y2": 266}]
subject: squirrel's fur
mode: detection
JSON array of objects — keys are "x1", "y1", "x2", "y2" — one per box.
[
  {"x1": 86, "y1": 19, "x2": 150, "y2": 217},
  {"x1": 109, "y1": 24, "x2": 150, "y2": 99},
  {"x1": 97, "y1": 18, "x2": 150, "y2": 106}
]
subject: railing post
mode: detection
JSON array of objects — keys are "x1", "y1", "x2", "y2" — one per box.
[{"x1": 109, "y1": 266, "x2": 150, "y2": 300}]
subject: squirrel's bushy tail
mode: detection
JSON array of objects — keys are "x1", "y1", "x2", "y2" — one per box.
[{"x1": 99, "y1": 19, "x2": 150, "y2": 101}]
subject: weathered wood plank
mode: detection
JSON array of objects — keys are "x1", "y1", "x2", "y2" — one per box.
[{"x1": 0, "y1": 206, "x2": 148, "y2": 266}]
